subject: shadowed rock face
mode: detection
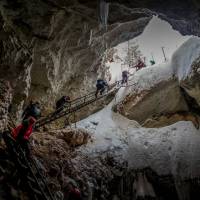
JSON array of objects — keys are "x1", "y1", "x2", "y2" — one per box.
[
  {"x1": 0, "y1": 0, "x2": 199, "y2": 115},
  {"x1": 0, "y1": 0, "x2": 151, "y2": 115},
  {"x1": 0, "y1": 80, "x2": 12, "y2": 131},
  {"x1": 109, "y1": 0, "x2": 200, "y2": 36},
  {"x1": 180, "y1": 57, "x2": 200, "y2": 109}
]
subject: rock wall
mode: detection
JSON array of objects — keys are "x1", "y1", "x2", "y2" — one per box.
[
  {"x1": 0, "y1": 0, "x2": 151, "y2": 117},
  {"x1": 0, "y1": 80, "x2": 12, "y2": 132},
  {"x1": 114, "y1": 79, "x2": 189, "y2": 123}
]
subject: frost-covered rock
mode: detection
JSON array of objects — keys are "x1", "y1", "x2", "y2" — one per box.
[
  {"x1": 172, "y1": 37, "x2": 200, "y2": 81},
  {"x1": 179, "y1": 57, "x2": 200, "y2": 107},
  {"x1": 171, "y1": 37, "x2": 200, "y2": 107}
]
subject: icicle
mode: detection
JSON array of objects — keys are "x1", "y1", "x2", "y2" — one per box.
[
  {"x1": 99, "y1": 0, "x2": 109, "y2": 31},
  {"x1": 89, "y1": 29, "x2": 93, "y2": 46}
]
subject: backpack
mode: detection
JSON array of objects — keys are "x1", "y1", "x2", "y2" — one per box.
[
  {"x1": 23, "y1": 103, "x2": 41, "y2": 120},
  {"x1": 29, "y1": 104, "x2": 41, "y2": 119},
  {"x1": 97, "y1": 79, "x2": 104, "y2": 85},
  {"x1": 122, "y1": 71, "x2": 128, "y2": 76}
]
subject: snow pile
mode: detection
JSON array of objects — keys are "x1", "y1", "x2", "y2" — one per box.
[
  {"x1": 77, "y1": 99, "x2": 200, "y2": 178},
  {"x1": 127, "y1": 121, "x2": 200, "y2": 178},
  {"x1": 172, "y1": 37, "x2": 200, "y2": 80}
]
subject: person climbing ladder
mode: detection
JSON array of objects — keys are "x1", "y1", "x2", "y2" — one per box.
[
  {"x1": 11, "y1": 101, "x2": 41, "y2": 156},
  {"x1": 56, "y1": 96, "x2": 71, "y2": 110},
  {"x1": 12, "y1": 117, "x2": 36, "y2": 157},
  {"x1": 121, "y1": 70, "x2": 130, "y2": 85},
  {"x1": 22, "y1": 101, "x2": 41, "y2": 121},
  {"x1": 95, "y1": 79, "x2": 109, "y2": 98}
]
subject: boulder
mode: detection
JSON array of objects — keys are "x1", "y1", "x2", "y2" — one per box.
[
  {"x1": 180, "y1": 57, "x2": 200, "y2": 107},
  {"x1": 114, "y1": 79, "x2": 188, "y2": 124}
]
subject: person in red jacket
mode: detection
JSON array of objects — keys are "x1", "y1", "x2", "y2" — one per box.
[
  {"x1": 12, "y1": 117, "x2": 37, "y2": 157},
  {"x1": 13, "y1": 101, "x2": 41, "y2": 154}
]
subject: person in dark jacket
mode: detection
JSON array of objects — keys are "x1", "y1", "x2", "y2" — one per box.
[
  {"x1": 95, "y1": 79, "x2": 108, "y2": 98},
  {"x1": 22, "y1": 101, "x2": 41, "y2": 121},
  {"x1": 56, "y1": 96, "x2": 71, "y2": 110},
  {"x1": 121, "y1": 70, "x2": 129, "y2": 85}
]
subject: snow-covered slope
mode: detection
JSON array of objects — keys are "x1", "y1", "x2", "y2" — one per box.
[
  {"x1": 77, "y1": 102, "x2": 139, "y2": 153},
  {"x1": 114, "y1": 61, "x2": 173, "y2": 104},
  {"x1": 115, "y1": 37, "x2": 200, "y2": 102},
  {"x1": 115, "y1": 36, "x2": 200, "y2": 98}
]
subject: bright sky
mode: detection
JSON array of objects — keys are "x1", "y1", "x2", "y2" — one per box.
[
  {"x1": 107, "y1": 16, "x2": 191, "y2": 82},
  {"x1": 136, "y1": 16, "x2": 191, "y2": 64}
]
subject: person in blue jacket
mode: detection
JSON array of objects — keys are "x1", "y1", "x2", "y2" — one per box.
[{"x1": 95, "y1": 79, "x2": 108, "y2": 98}]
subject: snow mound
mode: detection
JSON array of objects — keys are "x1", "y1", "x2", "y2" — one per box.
[
  {"x1": 172, "y1": 37, "x2": 200, "y2": 80},
  {"x1": 77, "y1": 99, "x2": 200, "y2": 178},
  {"x1": 127, "y1": 121, "x2": 200, "y2": 178},
  {"x1": 77, "y1": 102, "x2": 140, "y2": 153}
]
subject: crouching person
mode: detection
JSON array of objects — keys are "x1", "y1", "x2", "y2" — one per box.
[{"x1": 95, "y1": 79, "x2": 109, "y2": 98}]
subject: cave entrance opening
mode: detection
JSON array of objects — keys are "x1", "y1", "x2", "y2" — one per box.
[{"x1": 104, "y1": 16, "x2": 191, "y2": 84}]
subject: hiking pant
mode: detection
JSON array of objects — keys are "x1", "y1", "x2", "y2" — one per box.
[
  {"x1": 122, "y1": 75, "x2": 128, "y2": 84},
  {"x1": 95, "y1": 84, "x2": 105, "y2": 97},
  {"x1": 16, "y1": 123, "x2": 31, "y2": 157},
  {"x1": 20, "y1": 139, "x2": 31, "y2": 157}
]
